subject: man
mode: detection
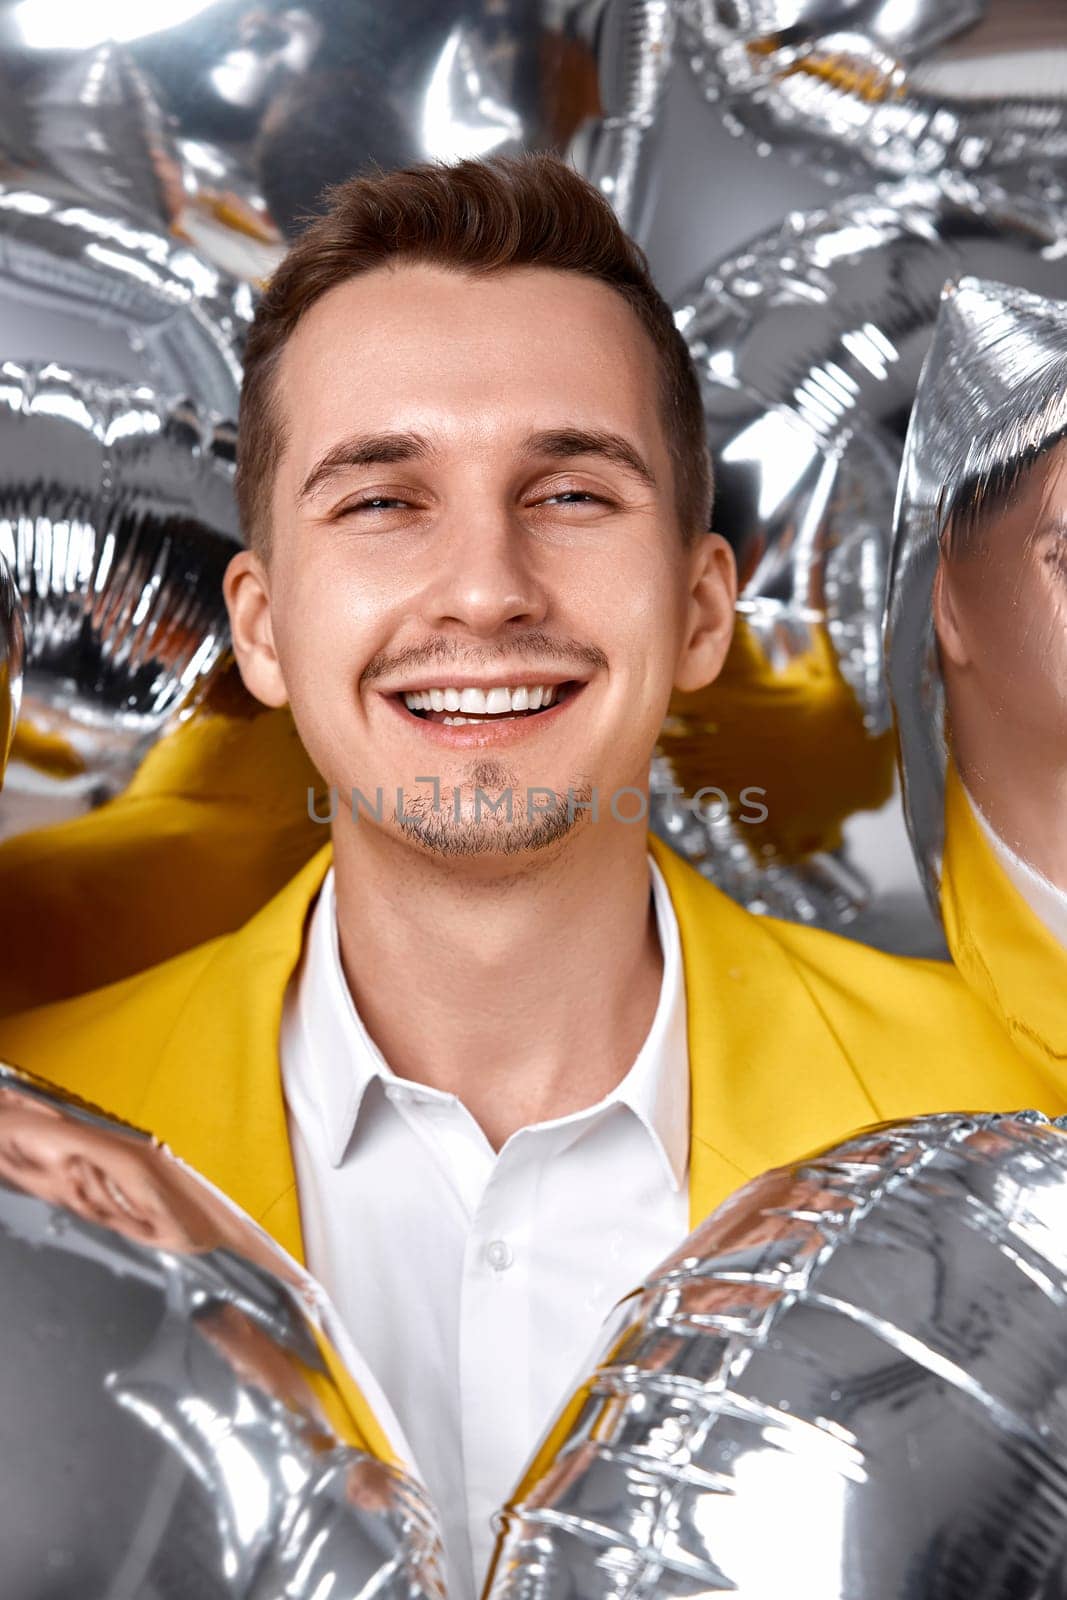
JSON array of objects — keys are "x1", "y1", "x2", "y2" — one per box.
[
  {"x1": 0, "y1": 153, "x2": 1058, "y2": 1597},
  {"x1": 935, "y1": 426, "x2": 1067, "y2": 927},
  {"x1": 933, "y1": 416, "x2": 1067, "y2": 1081}
]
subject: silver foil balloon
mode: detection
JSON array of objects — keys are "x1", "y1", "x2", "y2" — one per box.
[
  {"x1": 655, "y1": 177, "x2": 1067, "y2": 928},
  {"x1": 489, "y1": 1109, "x2": 1067, "y2": 1599},
  {"x1": 0, "y1": 1059, "x2": 446, "y2": 1599},
  {"x1": 675, "y1": 176, "x2": 1067, "y2": 731},
  {"x1": 676, "y1": 0, "x2": 1067, "y2": 208},
  {"x1": 0, "y1": 173, "x2": 248, "y2": 801},
  {"x1": 648, "y1": 749, "x2": 872, "y2": 928},
  {"x1": 0, "y1": 1, "x2": 677, "y2": 246},
  {"x1": 0, "y1": 545, "x2": 24, "y2": 776},
  {"x1": 0, "y1": 175, "x2": 247, "y2": 414},
  {"x1": 0, "y1": 362, "x2": 242, "y2": 787},
  {"x1": 887, "y1": 275, "x2": 1067, "y2": 914}
]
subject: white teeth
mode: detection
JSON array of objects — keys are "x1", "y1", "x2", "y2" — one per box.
[{"x1": 402, "y1": 683, "x2": 567, "y2": 714}]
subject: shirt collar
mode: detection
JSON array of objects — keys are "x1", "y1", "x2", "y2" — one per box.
[
  {"x1": 602, "y1": 853, "x2": 689, "y2": 1191},
  {"x1": 286, "y1": 854, "x2": 690, "y2": 1187}
]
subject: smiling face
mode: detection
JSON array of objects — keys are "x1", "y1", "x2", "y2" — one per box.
[
  {"x1": 936, "y1": 437, "x2": 1067, "y2": 773},
  {"x1": 225, "y1": 261, "x2": 735, "y2": 861}
]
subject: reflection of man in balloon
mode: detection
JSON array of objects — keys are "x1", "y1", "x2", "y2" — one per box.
[
  {"x1": 0, "y1": 1071, "x2": 444, "y2": 1595},
  {"x1": 933, "y1": 422, "x2": 1067, "y2": 933},
  {"x1": 0, "y1": 1082, "x2": 299, "y2": 1284},
  {"x1": 0, "y1": 152, "x2": 1055, "y2": 1600}
]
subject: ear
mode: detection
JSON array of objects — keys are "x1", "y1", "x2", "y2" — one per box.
[
  {"x1": 673, "y1": 532, "x2": 737, "y2": 693},
  {"x1": 222, "y1": 549, "x2": 289, "y2": 709},
  {"x1": 932, "y1": 555, "x2": 971, "y2": 670}
]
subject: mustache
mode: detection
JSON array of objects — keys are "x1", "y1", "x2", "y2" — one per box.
[{"x1": 361, "y1": 630, "x2": 608, "y2": 684}]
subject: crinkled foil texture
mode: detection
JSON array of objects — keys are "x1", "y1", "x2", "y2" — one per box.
[
  {"x1": 0, "y1": 1061, "x2": 446, "y2": 1599},
  {"x1": 491, "y1": 1110, "x2": 1067, "y2": 1599}
]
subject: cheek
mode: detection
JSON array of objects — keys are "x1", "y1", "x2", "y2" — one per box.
[
  {"x1": 957, "y1": 555, "x2": 1027, "y2": 676},
  {"x1": 270, "y1": 568, "x2": 374, "y2": 699},
  {"x1": 1028, "y1": 562, "x2": 1067, "y2": 700},
  {"x1": 598, "y1": 544, "x2": 685, "y2": 648}
]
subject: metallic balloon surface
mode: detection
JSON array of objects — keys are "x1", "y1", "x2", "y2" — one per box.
[
  {"x1": 676, "y1": 0, "x2": 1067, "y2": 205},
  {"x1": 489, "y1": 1109, "x2": 1067, "y2": 1599},
  {"x1": 0, "y1": 1, "x2": 676, "y2": 247},
  {"x1": 0, "y1": 175, "x2": 248, "y2": 412},
  {"x1": 0, "y1": 362, "x2": 242, "y2": 790},
  {"x1": 888, "y1": 274, "x2": 1067, "y2": 915},
  {"x1": 0, "y1": 545, "x2": 24, "y2": 777},
  {"x1": 659, "y1": 177, "x2": 1067, "y2": 927},
  {"x1": 0, "y1": 168, "x2": 247, "y2": 807},
  {"x1": 648, "y1": 747, "x2": 871, "y2": 929},
  {"x1": 0, "y1": 1060, "x2": 445, "y2": 1599}
]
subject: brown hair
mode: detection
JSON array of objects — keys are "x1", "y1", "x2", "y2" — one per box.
[
  {"x1": 236, "y1": 152, "x2": 713, "y2": 555},
  {"x1": 938, "y1": 418, "x2": 1067, "y2": 559}
]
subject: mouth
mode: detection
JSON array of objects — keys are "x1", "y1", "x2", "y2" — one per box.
[{"x1": 384, "y1": 679, "x2": 587, "y2": 745}]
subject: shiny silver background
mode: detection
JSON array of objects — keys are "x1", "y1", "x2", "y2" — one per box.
[
  {"x1": 0, "y1": 545, "x2": 23, "y2": 773},
  {"x1": 490, "y1": 1110, "x2": 1067, "y2": 1599},
  {"x1": 0, "y1": 362, "x2": 242, "y2": 782}
]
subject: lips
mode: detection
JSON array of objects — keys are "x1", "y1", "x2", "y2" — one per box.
[{"x1": 384, "y1": 679, "x2": 586, "y2": 747}]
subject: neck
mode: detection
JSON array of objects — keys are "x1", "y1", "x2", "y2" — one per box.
[
  {"x1": 328, "y1": 815, "x2": 663, "y2": 1150},
  {"x1": 952, "y1": 720, "x2": 1067, "y2": 891}
]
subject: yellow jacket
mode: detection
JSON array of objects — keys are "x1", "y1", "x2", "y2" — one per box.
[
  {"x1": 2, "y1": 822, "x2": 1059, "y2": 1516},
  {"x1": 941, "y1": 760, "x2": 1067, "y2": 1076},
  {"x1": 0, "y1": 830, "x2": 1057, "y2": 1264},
  {"x1": 0, "y1": 687, "x2": 327, "y2": 1018}
]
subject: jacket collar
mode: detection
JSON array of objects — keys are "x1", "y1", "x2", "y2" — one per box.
[
  {"x1": 941, "y1": 759, "x2": 1067, "y2": 1069},
  {"x1": 138, "y1": 832, "x2": 873, "y2": 1262},
  {"x1": 140, "y1": 841, "x2": 334, "y2": 1264},
  {"x1": 646, "y1": 833, "x2": 877, "y2": 1227}
]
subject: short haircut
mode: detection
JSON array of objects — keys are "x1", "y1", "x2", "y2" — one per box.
[
  {"x1": 938, "y1": 415, "x2": 1067, "y2": 559},
  {"x1": 236, "y1": 152, "x2": 713, "y2": 556}
]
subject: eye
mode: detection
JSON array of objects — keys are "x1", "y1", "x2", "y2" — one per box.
[
  {"x1": 0, "y1": 1136, "x2": 35, "y2": 1170},
  {"x1": 537, "y1": 489, "x2": 613, "y2": 508},
  {"x1": 340, "y1": 495, "x2": 411, "y2": 515},
  {"x1": 1042, "y1": 531, "x2": 1067, "y2": 574}
]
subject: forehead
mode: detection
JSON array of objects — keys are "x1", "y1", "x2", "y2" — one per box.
[{"x1": 273, "y1": 261, "x2": 667, "y2": 476}]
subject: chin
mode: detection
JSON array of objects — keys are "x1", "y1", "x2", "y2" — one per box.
[{"x1": 393, "y1": 803, "x2": 590, "y2": 859}]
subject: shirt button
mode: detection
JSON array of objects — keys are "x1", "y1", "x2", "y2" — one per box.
[{"x1": 485, "y1": 1239, "x2": 514, "y2": 1271}]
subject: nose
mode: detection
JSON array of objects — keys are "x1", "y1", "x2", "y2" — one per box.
[{"x1": 418, "y1": 502, "x2": 549, "y2": 637}]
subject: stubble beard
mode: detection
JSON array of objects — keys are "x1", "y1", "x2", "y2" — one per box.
[{"x1": 393, "y1": 757, "x2": 595, "y2": 857}]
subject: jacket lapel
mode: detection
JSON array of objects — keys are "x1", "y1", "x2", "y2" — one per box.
[
  {"x1": 647, "y1": 834, "x2": 880, "y2": 1230},
  {"x1": 136, "y1": 831, "x2": 872, "y2": 1261},
  {"x1": 138, "y1": 841, "x2": 334, "y2": 1265},
  {"x1": 942, "y1": 760, "x2": 1067, "y2": 1071}
]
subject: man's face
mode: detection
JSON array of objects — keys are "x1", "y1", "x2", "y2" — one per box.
[
  {"x1": 227, "y1": 261, "x2": 733, "y2": 858},
  {"x1": 0, "y1": 1087, "x2": 208, "y2": 1250},
  {"x1": 936, "y1": 437, "x2": 1067, "y2": 769}
]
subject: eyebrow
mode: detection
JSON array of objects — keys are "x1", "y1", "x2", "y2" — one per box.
[
  {"x1": 297, "y1": 425, "x2": 658, "y2": 504},
  {"x1": 298, "y1": 431, "x2": 431, "y2": 503}
]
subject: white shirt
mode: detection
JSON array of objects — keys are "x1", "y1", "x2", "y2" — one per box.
[
  {"x1": 279, "y1": 854, "x2": 691, "y2": 1600},
  {"x1": 965, "y1": 786, "x2": 1067, "y2": 949}
]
